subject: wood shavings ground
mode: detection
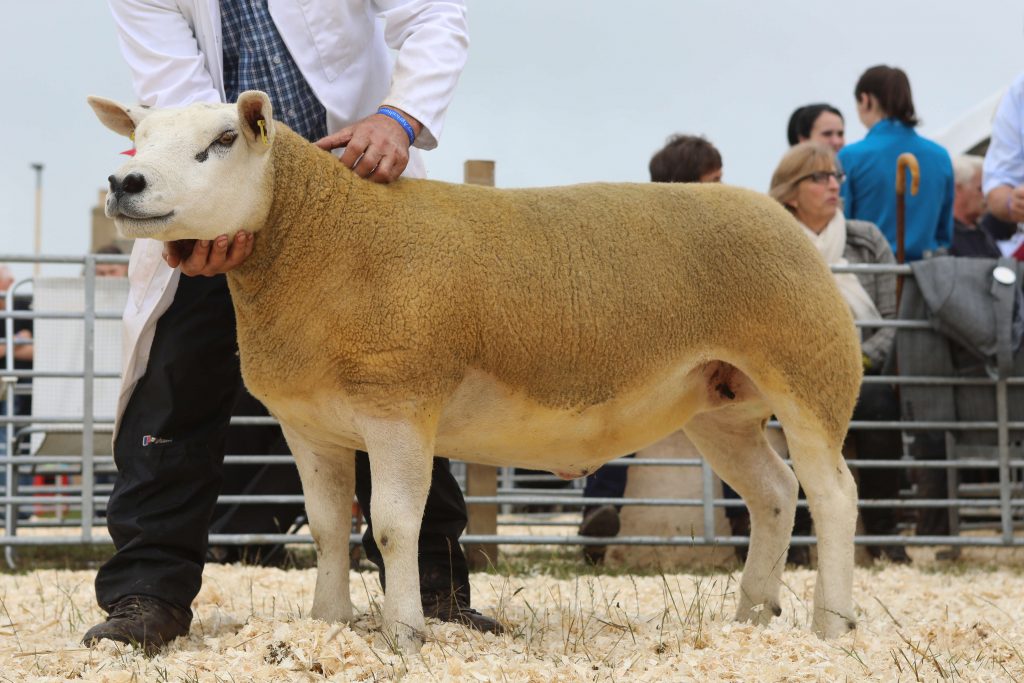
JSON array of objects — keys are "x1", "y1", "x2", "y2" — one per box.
[{"x1": 1, "y1": 562, "x2": 1022, "y2": 682}]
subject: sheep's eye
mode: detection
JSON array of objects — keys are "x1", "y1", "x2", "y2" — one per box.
[{"x1": 216, "y1": 131, "x2": 238, "y2": 146}]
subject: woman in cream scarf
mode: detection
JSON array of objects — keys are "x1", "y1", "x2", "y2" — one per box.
[{"x1": 768, "y1": 141, "x2": 909, "y2": 564}]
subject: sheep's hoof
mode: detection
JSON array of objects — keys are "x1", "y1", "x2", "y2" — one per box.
[
  {"x1": 310, "y1": 601, "x2": 353, "y2": 624},
  {"x1": 812, "y1": 610, "x2": 856, "y2": 639},
  {"x1": 735, "y1": 600, "x2": 782, "y2": 627},
  {"x1": 377, "y1": 621, "x2": 424, "y2": 654}
]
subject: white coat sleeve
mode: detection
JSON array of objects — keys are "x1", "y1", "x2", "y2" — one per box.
[
  {"x1": 983, "y1": 76, "x2": 1024, "y2": 195},
  {"x1": 107, "y1": 0, "x2": 222, "y2": 107},
  {"x1": 374, "y1": 0, "x2": 469, "y2": 150}
]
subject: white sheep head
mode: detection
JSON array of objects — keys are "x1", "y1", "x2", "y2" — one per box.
[{"x1": 87, "y1": 91, "x2": 277, "y2": 242}]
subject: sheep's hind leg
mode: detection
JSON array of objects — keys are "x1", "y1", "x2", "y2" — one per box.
[
  {"x1": 781, "y1": 418, "x2": 858, "y2": 638},
  {"x1": 683, "y1": 404, "x2": 797, "y2": 626},
  {"x1": 358, "y1": 414, "x2": 436, "y2": 653},
  {"x1": 280, "y1": 426, "x2": 356, "y2": 624}
]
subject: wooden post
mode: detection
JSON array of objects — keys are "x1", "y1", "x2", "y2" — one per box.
[
  {"x1": 462, "y1": 160, "x2": 500, "y2": 570},
  {"x1": 31, "y1": 163, "x2": 44, "y2": 278},
  {"x1": 463, "y1": 159, "x2": 495, "y2": 187}
]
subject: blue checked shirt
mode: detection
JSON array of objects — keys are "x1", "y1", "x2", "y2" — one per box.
[{"x1": 220, "y1": 0, "x2": 328, "y2": 143}]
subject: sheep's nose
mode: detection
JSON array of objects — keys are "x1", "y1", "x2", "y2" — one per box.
[
  {"x1": 121, "y1": 172, "x2": 147, "y2": 194},
  {"x1": 109, "y1": 173, "x2": 147, "y2": 195}
]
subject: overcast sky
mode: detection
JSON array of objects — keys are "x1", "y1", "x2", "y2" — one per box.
[{"x1": 2, "y1": 1, "x2": 1023, "y2": 279}]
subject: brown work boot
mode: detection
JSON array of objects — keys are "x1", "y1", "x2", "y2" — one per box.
[
  {"x1": 82, "y1": 595, "x2": 192, "y2": 654},
  {"x1": 422, "y1": 592, "x2": 505, "y2": 634}
]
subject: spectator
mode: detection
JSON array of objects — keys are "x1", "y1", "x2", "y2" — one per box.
[
  {"x1": 787, "y1": 104, "x2": 845, "y2": 153},
  {"x1": 577, "y1": 133, "x2": 723, "y2": 564},
  {"x1": 0, "y1": 265, "x2": 34, "y2": 410},
  {"x1": 94, "y1": 244, "x2": 130, "y2": 278},
  {"x1": 648, "y1": 134, "x2": 723, "y2": 183},
  {"x1": 838, "y1": 65, "x2": 954, "y2": 262},
  {"x1": 769, "y1": 142, "x2": 909, "y2": 563},
  {"x1": 950, "y1": 155, "x2": 1001, "y2": 258},
  {"x1": 0, "y1": 265, "x2": 33, "y2": 501},
  {"x1": 82, "y1": 0, "x2": 492, "y2": 655},
  {"x1": 0, "y1": 266, "x2": 33, "y2": 368},
  {"x1": 982, "y1": 71, "x2": 1024, "y2": 260}
]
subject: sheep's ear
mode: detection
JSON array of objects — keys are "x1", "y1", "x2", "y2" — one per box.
[
  {"x1": 87, "y1": 96, "x2": 149, "y2": 139},
  {"x1": 237, "y1": 90, "x2": 275, "y2": 151}
]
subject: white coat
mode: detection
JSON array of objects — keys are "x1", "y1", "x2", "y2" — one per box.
[{"x1": 107, "y1": 0, "x2": 469, "y2": 436}]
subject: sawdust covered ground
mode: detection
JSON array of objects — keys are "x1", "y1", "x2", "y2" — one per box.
[{"x1": 1, "y1": 551, "x2": 1023, "y2": 683}]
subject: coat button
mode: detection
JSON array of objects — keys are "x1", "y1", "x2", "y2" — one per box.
[{"x1": 993, "y1": 265, "x2": 1017, "y2": 285}]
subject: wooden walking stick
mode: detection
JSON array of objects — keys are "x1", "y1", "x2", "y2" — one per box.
[{"x1": 895, "y1": 152, "x2": 920, "y2": 304}]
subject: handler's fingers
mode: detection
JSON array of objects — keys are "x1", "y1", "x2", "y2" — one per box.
[
  {"x1": 353, "y1": 146, "x2": 385, "y2": 178},
  {"x1": 371, "y1": 146, "x2": 409, "y2": 184},
  {"x1": 178, "y1": 239, "x2": 211, "y2": 276},
  {"x1": 162, "y1": 239, "x2": 193, "y2": 269},
  {"x1": 1010, "y1": 188, "x2": 1024, "y2": 221},
  {"x1": 369, "y1": 156, "x2": 401, "y2": 184},
  {"x1": 315, "y1": 127, "x2": 354, "y2": 152},
  {"x1": 162, "y1": 243, "x2": 182, "y2": 269},
  {"x1": 339, "y1": 134, "x2": 369, "y2": 169},
  {"x1": 186, "y1": 236, "x2": 230, "y2": 277},
  {"x1": 369, "y1": 155, "x2": 394, "y2": 184},
  {"x1": 182, "y1": 239, "x2": 217, "y2": 276},
  {"x1": 222, "y1": 231, "x2": 254, "y2": 270},
  {"x1": 200, "y1": 235, "x2": 231, "y2": 274}
]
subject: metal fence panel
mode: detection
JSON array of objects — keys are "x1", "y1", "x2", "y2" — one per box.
[{"x1": 1, "y1": 254, "x2": 1022, "y2": 561}]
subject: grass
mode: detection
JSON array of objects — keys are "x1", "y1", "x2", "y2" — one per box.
[
  {"x1": 0, "y1": 544, "x2": 116, "y2": 573},
  {"x1": 483, "y1": 545, "x2": 738, "y2": 580}
]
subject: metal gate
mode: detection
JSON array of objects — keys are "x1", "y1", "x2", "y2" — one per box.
[{"x1": 2, "y1": 255, "x2": 1022, "y2": 567}]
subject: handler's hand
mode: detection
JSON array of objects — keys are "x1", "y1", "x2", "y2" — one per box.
[
  {"x1": 315, "y1": 108, "x2": 422, "y2": 184},
  {"x1": 163, "y1": 231, "x2": 254, "y2": 276},
  {"x1": 1009, "y1": 184, "x2": 1024, "y2": 223}
]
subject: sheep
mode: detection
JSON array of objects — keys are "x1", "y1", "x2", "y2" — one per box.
[{"x1": 88, "y1": 90, "x2": 863, "y2": 650}]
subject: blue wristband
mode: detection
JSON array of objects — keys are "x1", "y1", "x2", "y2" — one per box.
[{"x1": 377, "y1": 106, "x2": 416, "y2": 146}]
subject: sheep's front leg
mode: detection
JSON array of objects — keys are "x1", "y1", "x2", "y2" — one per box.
[
  {"x1": 358, "y1": 414, "x2": 436, "y2": 652},
  {"x1": 280, "y1": 426, "x2": 356, "y2": 624}
]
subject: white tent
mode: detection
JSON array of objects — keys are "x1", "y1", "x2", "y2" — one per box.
[{"x1": 933, "y1": 88, "x2": 1007, "y2": 156}]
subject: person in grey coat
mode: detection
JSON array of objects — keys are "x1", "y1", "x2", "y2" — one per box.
[{"x1": 770, "y1": 142, "x2": 909, "y2": 563}]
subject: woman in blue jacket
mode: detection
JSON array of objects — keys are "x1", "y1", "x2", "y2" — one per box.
[{"x1": 838, "y1": 65, "x2": 954, "y2": 262}]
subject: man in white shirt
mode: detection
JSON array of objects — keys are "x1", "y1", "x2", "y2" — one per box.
[
  {"x1": 85, "y1": 0, "x2": 498, "y2": 653},
  {"x1": 984, "y1": 73, "x2": 1024, "y2": 226}
]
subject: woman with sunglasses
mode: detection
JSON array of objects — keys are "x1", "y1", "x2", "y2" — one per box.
[
  {"x1": 837, "y1": 65, "x2": 954, "y2": 262},
  {"x1": 768, "y1": 141, "x2": 910, "y2": 564}
]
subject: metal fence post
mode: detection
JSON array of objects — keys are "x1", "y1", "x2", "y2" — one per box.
[
  {"x1": 996, "y1": 378, "x2": 1012, "y2": 544},
  {"x1": 701, "y1": 457, "x2": 716, "y2": 543},
  {"x1": 81, "y1": 257, "x2": 96, "y2": 542}
]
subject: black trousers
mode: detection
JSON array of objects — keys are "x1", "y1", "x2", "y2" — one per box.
[
  {"x1": 849, "y1": 381, "x2": 905, "y2": 535},
  {"x1": 95, "y1": 274, "x2": 470, "y2": 612}
]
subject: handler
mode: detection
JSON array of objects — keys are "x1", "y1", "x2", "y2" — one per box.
[
  {"x1": 84, "y1": 0, "x2": 500, "y2": 652},
  {"x1": 984, "y1": 71, "x2": 1024, "y2": 228}
]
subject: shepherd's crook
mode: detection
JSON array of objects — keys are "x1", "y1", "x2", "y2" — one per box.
[{"x1": 895, "y1": 152, "x2": 920, "y2": 304}]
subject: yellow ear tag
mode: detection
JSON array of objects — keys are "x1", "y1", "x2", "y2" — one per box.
[
  {"x1": 257, "y1": 119, "x2": 269, "y2": 145},
  {"x1": 129, "y1": 131, "x2": 135, "y2": 142}
]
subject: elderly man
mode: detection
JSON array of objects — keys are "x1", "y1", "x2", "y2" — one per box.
[{"x1": 950, "y1": 155, "x2": 1000, "y2": 258}]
